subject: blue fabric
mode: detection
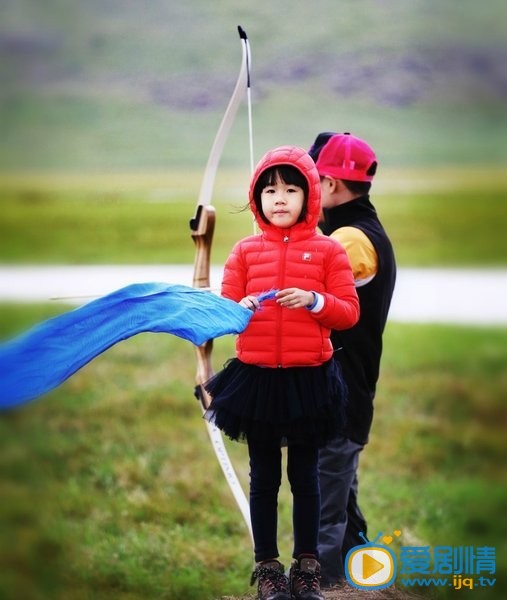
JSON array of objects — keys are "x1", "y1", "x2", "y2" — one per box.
[
  {"x1": 0, "y1": 283, "x2": 252, "y2": 409},
  {"x1": 256, "y1": 289, "x2": 278, "y2": 302}
]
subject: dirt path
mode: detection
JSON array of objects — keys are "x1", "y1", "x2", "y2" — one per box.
[
  {"x1": 1, "y1": 265, "x2": 507, "y2": 325},
  {"x1": 221, "y1": 582, "x2": 426, "y2": 600}
]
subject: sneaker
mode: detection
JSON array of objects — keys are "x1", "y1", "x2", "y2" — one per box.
[
  {"x1": 289, "y1": 555, "x2": 324, "y2": 600},
  {"x1": 250, "y1": 559, "x2": 291, "y2": 600}
]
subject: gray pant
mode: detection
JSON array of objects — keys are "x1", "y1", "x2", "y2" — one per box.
[{"x1": 318, "y1": 435, "x2": 366, "y2": 586}]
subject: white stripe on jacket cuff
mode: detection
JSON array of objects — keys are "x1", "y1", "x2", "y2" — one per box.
[{"x1": 307, "y1": 292, "x2": 324, "y2": 313}]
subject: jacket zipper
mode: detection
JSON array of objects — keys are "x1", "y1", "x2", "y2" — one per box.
[{"x1": 276, "y1": 235, "x2": 290, "y2": 367}]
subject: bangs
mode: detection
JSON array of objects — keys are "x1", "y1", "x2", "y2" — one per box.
[{"x1": 256, "y1": 165, "x2": 308, "y2": 194}]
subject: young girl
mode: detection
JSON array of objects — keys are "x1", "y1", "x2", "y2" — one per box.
[{"x1": 205, "y1": 146, "x2": 359, "y2": 600}]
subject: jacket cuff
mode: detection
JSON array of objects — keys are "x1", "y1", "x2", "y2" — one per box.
[{"x1": 307, "y1": 292, "x2": 324, "y2": 313}]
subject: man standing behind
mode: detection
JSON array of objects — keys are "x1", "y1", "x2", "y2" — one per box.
[{"x1": 308, "y1": 132, "x2": 397, "y2": 588}]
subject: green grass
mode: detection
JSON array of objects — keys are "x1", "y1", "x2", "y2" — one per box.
[
  {"x1": 0, "y1": 170, "x2": 253, "y2": 265},
  {"x1": 0, "y1": 306, "x2": 505, "y2": 600},
  {"x1": 1, "y1": 168, "x2": 506, "y2": 266},
  {"x1": 359, "y1": 324, "x2": 507, "y2": 600}
]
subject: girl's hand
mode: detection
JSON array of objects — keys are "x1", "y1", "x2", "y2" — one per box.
[
  {"x1": 240, "y1": 295, "x2": 261, "y2": 312},
  {"x1": 276, "y1": 288, "x2": 314, "y2": 309}
]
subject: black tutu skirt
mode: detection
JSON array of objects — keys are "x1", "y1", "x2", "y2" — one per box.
[{"x1": 204, "y1": 358, "x2": 347, "y2": 447}]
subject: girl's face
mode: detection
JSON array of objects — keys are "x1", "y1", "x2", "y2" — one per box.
[{"x1": 260, "y1": 174, "x2": 305, "y2": 228}]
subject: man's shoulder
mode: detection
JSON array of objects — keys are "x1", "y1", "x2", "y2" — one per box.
[{"x1": 331, "y1": 226, "x2": 374, "y2": 248}]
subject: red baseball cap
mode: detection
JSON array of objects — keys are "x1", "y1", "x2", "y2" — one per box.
[{"x1": 311, "y1": 132, "x2": 377, "y2": 182}]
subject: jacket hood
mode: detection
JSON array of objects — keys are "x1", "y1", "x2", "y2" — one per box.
[{"x1": 248, "y1": 146, "x2": 321, "y2": 236}]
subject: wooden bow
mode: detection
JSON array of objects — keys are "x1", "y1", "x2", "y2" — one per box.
[{"x1": 189, "y1": 26, "x2": 253, "y2": 544}]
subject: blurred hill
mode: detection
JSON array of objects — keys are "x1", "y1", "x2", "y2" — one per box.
[{"x1": 0, "y1": 0, "x2": 506, "y2": 171}]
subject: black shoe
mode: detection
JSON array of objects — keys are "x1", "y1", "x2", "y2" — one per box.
[
  {"x1": 250, "y1": 559, "x2": 291, "y2": 600},
  {"x1": 289, "y1": 554, "x2": 324, "y2": 600}
]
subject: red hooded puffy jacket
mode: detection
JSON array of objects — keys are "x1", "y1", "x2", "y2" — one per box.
[{"x1": 222, "y1": 145, "x2": 359, "y2": 368}]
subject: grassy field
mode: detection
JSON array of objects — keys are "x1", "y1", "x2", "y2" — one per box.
[
  {"x1": 1, "y1": 167, "x2": 506, "y2": 267},
  {"x1": 0, "y1": 307, "x2": 505, "y2": 600}
]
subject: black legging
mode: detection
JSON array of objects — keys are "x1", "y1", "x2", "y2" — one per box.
[{"x1": 248, "y1": 438, "x2": 320, "y2": 562}]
